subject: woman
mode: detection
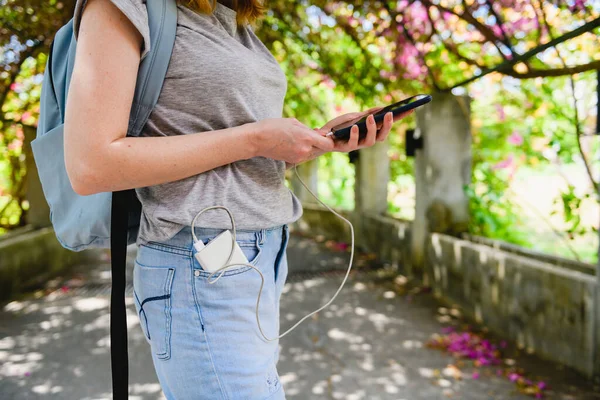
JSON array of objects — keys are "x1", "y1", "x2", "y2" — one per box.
[{"x1": 65, "y1": 0, "x2": 410, "y2": 398}]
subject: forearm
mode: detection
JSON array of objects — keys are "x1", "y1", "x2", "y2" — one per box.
[{"x1": 68, "y1": 124, "x2": 257, "y2": 195}]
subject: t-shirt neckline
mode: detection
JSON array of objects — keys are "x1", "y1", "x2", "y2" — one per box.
[{"x1": 215, "y1": 2, "x2": 237, "y2": 19}]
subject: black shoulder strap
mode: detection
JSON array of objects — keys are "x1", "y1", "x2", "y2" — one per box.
[{"x1": 110, "y1": 189, "x2": 134, "y2": 399}]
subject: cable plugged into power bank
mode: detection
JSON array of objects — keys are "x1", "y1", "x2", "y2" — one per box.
[
  {"x1": 193, "y1": 230, "x2": 250, "y2": 275},
  {"x1": 191, "y1": 164, "x2": 355, "y2": 342}
]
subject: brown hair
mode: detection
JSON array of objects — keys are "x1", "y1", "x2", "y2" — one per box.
[{"x1": 182, "y1": 0, "x2": 265, "y2": 24}]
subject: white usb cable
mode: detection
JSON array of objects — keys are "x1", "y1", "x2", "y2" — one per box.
[{"x1": 190, "y1": 163, "x2": 355, "y2": 342}]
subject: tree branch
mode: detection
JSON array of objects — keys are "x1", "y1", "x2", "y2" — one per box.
[
  {"x1": 421, "y1": 0, "x2": 508, "y2": 61},
  {"x1": 502, "y1": 60, "x2": 600, "y2": 78},
  {"x1": 446, "y1": 16, "x2": 600, "y2": 90},
  {"x1": 484, "y1": 0, "x2": 514, "y2": 53}
]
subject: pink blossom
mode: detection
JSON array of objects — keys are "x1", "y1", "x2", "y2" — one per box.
[
  {"x1": 492, "y1": 154, "x2": 514, "y2": 170},
  {"x1": 477, "y1": 357, "x2": 490, "y2": 366},
  {"x1": 397, "y1": 0, "x2": 408, "y2": 10},
  {"x1": 495, "y1": 104, "x2": 505, "y2": 121},
  {"x1": 508, "y1": 373, "x2": 520, "y2": 382},
  {"x1": 508, "y1": 131, "x2": 523, "y2": 146},
  {"x1": 537, "y1": 381, "x2": 546, "y2": 390},
  {"x1": 21, "y1": 111, "x2": 32, "y2": 122},
  {"x1": 491, "y1": 25, "x2": 503, "y2": 38},
  {"x1": 7, "y1": 139, "x2": 23, "y2": 152},
  {"x1": 321, "y1": 78, "x2": 336, "y2": 89},
  {"x1": 472, "y1": 371, "x2": 480, "y2": 380}
]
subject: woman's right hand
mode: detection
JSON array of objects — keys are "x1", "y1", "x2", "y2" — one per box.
[{"x1": 249, "y1": 118, "x2": 334, "y2": 164}]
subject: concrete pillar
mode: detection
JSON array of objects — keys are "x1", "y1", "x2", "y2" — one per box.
[
  {"x1": 24, "y1": 126, "x2": 51, "y2": 228},
  {"x1": 412, "y1": 93, "x2": 472, "y2": 277},
  {"x1": 291, "y1": 158, "x2": 319, "y2": 204},
  {"x1": 355, "y1": 141, "x2": 390, "y2": 215}
]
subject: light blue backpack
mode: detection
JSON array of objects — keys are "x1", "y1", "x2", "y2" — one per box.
[{"x1": 31, "y1": 1, "x2": 177, "y2": 398}]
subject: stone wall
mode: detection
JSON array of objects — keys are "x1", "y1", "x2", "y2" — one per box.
[
  {"x1": 427, "y1": 233, "x2": 597, "y2": 376},
  {"x1": 295, "y1": 206, "x2": 599, "y2": 377},
  {"x1": 0, "y1": 226, "x2": 96, "y2": 303}
]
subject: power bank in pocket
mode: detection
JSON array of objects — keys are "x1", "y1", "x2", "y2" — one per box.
[{"x1": 193, "y1": 230, "x2": 249, "y2": 273}]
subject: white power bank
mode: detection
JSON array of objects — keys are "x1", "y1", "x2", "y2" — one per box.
[{"x1": 193, "y1": 230, "x2": 249, "y2": 273}]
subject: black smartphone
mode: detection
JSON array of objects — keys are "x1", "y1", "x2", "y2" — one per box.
[{"x1": 327, "y1": 94, "x2": 432, "y2": 141}]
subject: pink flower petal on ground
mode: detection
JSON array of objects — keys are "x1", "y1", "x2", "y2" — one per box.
[
  {"x1": 537, "y1": 381, "x2": 546, "y2": 390},
  {"x1": 509, "y1": 373, "x2": 520, "y2": 382},
  {"x1": 472, "y1": 371, "x2": 480, "y2": 379}
]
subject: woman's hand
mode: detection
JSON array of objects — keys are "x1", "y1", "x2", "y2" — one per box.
[
  {"x1": 319, "y1": 107, "x2": 414, "y2": 153},
  {"x1": 285, "y1": 107, "x2": 415, "y2": 169},
  {"x1": 250, "y1": 118, "x2": 334, "y2": 165}
]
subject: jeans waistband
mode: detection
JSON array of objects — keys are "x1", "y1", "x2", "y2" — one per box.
[{"x1": 142, "y1": 225, "x2": 286, "y2": 255}]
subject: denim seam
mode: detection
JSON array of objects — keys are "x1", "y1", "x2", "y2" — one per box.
[
  {"x1": 264, "y1": 382, "x2": 284, "y2": 400},
  {"x1": 189, "y1": 257, "x2": 228, "y2": 400},
  {"x1": 157, "y1": 268, "x2": 175, "y2": 360},
  {"x1": 140, "y1": 242, "x2": 191, "y2": 257}
]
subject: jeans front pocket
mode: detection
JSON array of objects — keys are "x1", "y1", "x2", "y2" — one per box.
[
  {"x1": 193, "y1": 231, "x2": 264, "y2": 278},
  {"x1": 133, "y1": 261, "x2": 176, "y2": 360}
]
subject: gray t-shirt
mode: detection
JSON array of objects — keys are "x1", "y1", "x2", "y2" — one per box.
[{"x1": 74, "y1": 0, "x2": 303, "y2": 246}]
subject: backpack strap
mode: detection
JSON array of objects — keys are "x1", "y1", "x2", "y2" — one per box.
[
  {"x1": 110, "y1": 1, "x2": 177, "y2": 399},
  {"x1": 127, "y1": 0, "x2": 178, "y2": 137}
]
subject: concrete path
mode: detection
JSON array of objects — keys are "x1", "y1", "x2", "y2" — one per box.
[{"x1": 1, "y1": 232, "x2": 598, "y2": 399}]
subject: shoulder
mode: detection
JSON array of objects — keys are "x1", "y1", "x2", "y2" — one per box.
[{"x1": 74, "y1": 0, "x2": 151, "y2": 60}]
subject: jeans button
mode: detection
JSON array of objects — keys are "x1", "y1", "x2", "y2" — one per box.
[{"x1": 194, "y1": 270, "x2": 201, "y2": 277}]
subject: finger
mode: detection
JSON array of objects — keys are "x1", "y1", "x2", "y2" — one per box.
[
  {"x1": 376, "y1": 112, "x2": 393, "y2": 142},
  {"x1": 392, "y1": 109, "x2": 414, "y2": 122},
  {"x1": 308, "y1": 129, "x2": 335, "y2": 151},
  {"x1": 348, "y1": 124, "x2": 359, "y2": 150},
  {"x1": 362, "y1": 114, "x2": 377, "y2": 147},
  {"x1": 364, "y1": 106, "x2": 384, "y2": 115},
  {"x1": 314, "y1": 127, "x2": 329, "y2": 136}
]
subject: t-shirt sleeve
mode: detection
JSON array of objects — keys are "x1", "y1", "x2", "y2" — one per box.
[{"x1": 73, "y1": 0, "x2": 151, "y2": 60}]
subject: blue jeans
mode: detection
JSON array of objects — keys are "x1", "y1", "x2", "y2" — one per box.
[{"x1": 133, "y1": 224, "x2": 290, "y2": 399}]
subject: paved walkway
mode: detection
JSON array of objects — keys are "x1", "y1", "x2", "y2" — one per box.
[{"x1": 1, "y1": 232, "x2": 598, "y2": 399}]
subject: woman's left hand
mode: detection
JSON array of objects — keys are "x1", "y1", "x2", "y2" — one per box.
[
  {"x1": 323, "y1": 107, "x2": 414, "y2": 152},
  {"x1": 286, "y1": 107, "x2": 413, "y2": 169}
]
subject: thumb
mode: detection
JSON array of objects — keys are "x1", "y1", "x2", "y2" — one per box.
[{"x1": 313, "y1": 127, "x2": 329, "y2": 136}]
